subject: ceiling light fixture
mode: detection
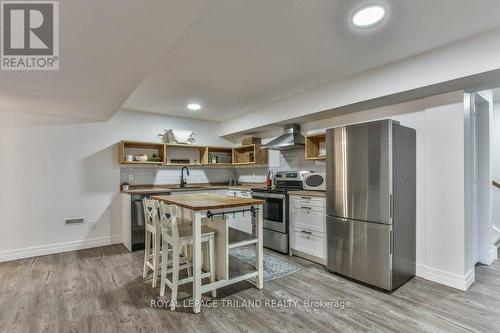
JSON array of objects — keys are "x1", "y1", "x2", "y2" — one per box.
[
  {"x1": 187, "y1": 103, "x2": 202, "y2": 111},
  {"x1": 352, "y1": 5, "x2": 386, "y2": 27}
]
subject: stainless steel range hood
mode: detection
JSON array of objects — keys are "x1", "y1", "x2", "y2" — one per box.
[{"x1": 261, "y1": 124, "x2": 305, "y2": 150}]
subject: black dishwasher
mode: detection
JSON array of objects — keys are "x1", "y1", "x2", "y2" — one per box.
[{"x1": 131, "y1": 193, "x2": 170, "y2": 251}]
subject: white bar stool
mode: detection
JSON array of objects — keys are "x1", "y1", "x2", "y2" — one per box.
[
  {"x1": 142, "y1": 198, "x2": 191, "y2": 288},
  {"x1": 142, "y1": 198, "x2": 163, "y2": 288},
  {"x1": 158, "y1": 202, "x2": 217, "y2": 311}
]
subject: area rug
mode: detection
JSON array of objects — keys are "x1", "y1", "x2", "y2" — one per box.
[{"x1": 228, "y1": 246, "x2": 301, "y2": 282}]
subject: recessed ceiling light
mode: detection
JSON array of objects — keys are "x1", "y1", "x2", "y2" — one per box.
[
  {"x1": 352, "y1": 5, "x2": 386, "y2": 27},
  {"x1": 187, "y1": 103, "x2": 202, "y2": 111}
]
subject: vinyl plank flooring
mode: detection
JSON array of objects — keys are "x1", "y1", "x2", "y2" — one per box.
[{"x1": 1, "y1": 245, "x2": 500, "y2": 333}]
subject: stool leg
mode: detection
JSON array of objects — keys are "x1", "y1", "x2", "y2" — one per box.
[
  {"x1": 152, "y1": 231, "x2": 160, "y2": 288},
  {"x1": 160, "y1": 241, "x2": 168, "y2": 297},
  {"x1": 209, "y1": 237, "x2": 216, "y2": 298},
  {"x1": 143, "y1": 230, "x2": 151, "y2": 278},
  {"x1": 183, "y1": 245, "x2": 191, "y2": 277},
  {"x1": 170, "y1": 245, "x2": 180, "y2": 311}
]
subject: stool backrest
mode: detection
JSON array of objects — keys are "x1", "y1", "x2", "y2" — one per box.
[
  {"x1": 159, "y1": 202, "x2": 179, "y2": 242},
  {"x1": 143, "y1": 198, "x2": 160, "y2": 232}
]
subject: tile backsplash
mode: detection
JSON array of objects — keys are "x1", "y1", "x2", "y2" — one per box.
[
  {"x1": 120, "y1": 149, "x2": 324, "y2": 185},
  {"x1": 120, "y1": 167, "x2": 236, "y2": 185},
  {"x1": 236, "y1": 149, "x2": 325, "y2": 182}
]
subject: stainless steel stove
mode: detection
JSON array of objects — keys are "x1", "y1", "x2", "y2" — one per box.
[{"x1": 251, "y1": 171, "x2": 311, "y2": 254}]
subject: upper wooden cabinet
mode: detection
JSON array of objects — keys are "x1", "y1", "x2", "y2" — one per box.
[
  {"x1": 305, "y1": 133, "x2": 326, "y2": 160},
  {"x1": 232, "y1": 144, "x2": 268, "y2": 165},
  {"x1": 165, "y1": 143, "x2": 207, "y2": 166},
  {"x1": 204, "y1": 146, "x2": 233, "y2": 166},
  {"x1": 118, "y1": 141, "x2": 267, "y2": 166},
  {"x1": 118, "y1": 141, "x2": 166, "y2": 164}
]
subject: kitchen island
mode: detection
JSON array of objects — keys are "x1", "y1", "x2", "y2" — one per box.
[{"x1": 151, "y1": 193, "x2": 265, "y2": 313}]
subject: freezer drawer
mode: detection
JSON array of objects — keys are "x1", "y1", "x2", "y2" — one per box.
[{"x1": 327, "y1": 216, "x2": 392, "y2": 290}]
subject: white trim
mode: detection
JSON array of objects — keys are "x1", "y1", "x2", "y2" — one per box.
[
  {"x1": 416, "y1": 263, "x2": 475, "y2": 291},
  {"x1": 0, "y1": 235, "x2": 122, "y2": 263},
  {"x1": 483, "y1": 246, "x2": 498, "y2": 266}
]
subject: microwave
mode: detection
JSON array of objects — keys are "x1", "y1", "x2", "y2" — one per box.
[{"x1": 302, "y1": 172, "x2": 326, "y2": 191}]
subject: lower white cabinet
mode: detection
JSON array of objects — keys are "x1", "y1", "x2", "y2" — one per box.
[
  {"x1": 293, "y1": 206, "x2": 326, "y2": 233},
  {"x1": 289, "y1": 195, "x2": 327, "y2": 265},
  {"x1": 226, "y1": 190, "x2": 253, "y2": 234},
  {"x1": 291, "y1": 228, "x2": 326, "y2": 261}
]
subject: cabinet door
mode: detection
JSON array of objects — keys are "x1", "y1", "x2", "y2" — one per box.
[
  {"x1": 235, "y1": 191, "x2": 252, "y2": 198},
  {"x1": 228, "y1": 212, "x2": 252, "y2": 234},
  {"x1": 291, "y1": 228, "x2": 326, "y2": 260},
  {"x1": 293, "y1": 207, "x2": 325, "y2": 233},
  {"x1": 228, "y1": 214, "x2": 238, "y2": 229},
  {"x1": 293, "y1": 196, "x2": 326, "y2": 208}
]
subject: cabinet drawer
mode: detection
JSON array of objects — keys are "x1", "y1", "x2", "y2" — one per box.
[
  {"x1": 170, "y1": 190, "x2": 206, "y2": 196},
  {"x1": 235, "y1": 191, "x2": 252, "y2": 198},
  {"x1": 292, "y1": 196, "x2": 325, "y2": 208},
  {"x1": 291, "y1": 229, "x2": 326, "y2": 260},
  {"x1": 292, "y1": 207, "x2": 325, "y2": 233}
]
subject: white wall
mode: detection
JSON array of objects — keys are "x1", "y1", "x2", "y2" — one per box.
[
  {"x1": 249, "y1": 91, "x2": 471, "y2": 290},
  {"x1": 0, "y1": 109, "x2": 233, "y2": 262},
  {"x1": 493, "y1": 102, "x2": 500, "y2": 231},
  {"x1": 474, "y1": 91, "x2": 495, "y2": 265}
]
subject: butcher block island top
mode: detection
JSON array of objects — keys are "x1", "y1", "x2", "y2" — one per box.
[{"x1": 151, "y1": 193, "x2": 264, "y2": 211}]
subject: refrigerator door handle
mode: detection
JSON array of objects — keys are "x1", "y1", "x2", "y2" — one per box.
[
  {"x1": 390, "y1": 194, "x2": 393, "y2": 219},
  {"x1": 390, "y1": 230, "x2": 393, "y2": 255}
]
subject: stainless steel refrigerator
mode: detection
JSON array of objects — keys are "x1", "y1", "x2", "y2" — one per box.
[{"x1": 326, "y1": 119, "x2": 416, "y2": 291}]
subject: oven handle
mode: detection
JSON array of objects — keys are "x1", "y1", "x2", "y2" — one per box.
[{"x1": 251, "y1": 193, "x2": 285, "y2": 199}]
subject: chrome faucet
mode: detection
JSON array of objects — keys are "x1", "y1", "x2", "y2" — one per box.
[{"x1": 180, "y1": 166, "x2": 190, "y2": 188}]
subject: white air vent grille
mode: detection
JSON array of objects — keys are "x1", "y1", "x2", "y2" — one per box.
[{"x1": 65, "y1": 218, "x2": 85, "y2": 225}]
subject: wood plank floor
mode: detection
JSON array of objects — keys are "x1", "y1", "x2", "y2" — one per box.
[{"x1": 1, "y1": 245, "x2": 500, "y2": 333}]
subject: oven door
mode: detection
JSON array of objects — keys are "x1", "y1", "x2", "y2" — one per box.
[{"x1": 251, "y1": 192, "x2": 286, "y2": 233}]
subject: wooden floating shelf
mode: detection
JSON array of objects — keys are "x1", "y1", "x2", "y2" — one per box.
[
  {"x1": 118, "y1": 141, "x2": 267, "y2": 167},
  {"x1": 232, "y1": 144, "x2": 267, "y2": 165},
  {"x1": 118, "y1": 140, "x2": 166, "y2": 164},
  {"x1": 305, "y1": 133, "x2": 326, "y2": 160}
]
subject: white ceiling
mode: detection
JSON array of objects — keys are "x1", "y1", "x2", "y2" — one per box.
[
  {"x1": 2, "y1": 0, "x2": 500, "y2": 123},
  {"x1": 124, "y1": 0, "x2": 500, "y2": 121},
  {"x1": 0, "y1": 0, "x2": 206, "y2": 121}
]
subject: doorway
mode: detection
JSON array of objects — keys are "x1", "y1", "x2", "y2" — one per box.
[{"x1": 465, "y1": 90, "x2": 496, "y2": 266}]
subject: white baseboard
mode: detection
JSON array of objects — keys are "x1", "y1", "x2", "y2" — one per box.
[
  {"x1": 416, "y1": 263, "x2": 475, "y2": 291},
  {"x1": 0, "y1": 235, "x2": 123, "y2": 263},
  {"x1": 485, "y1": 246, "x2": 498, "y2": 265}
]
